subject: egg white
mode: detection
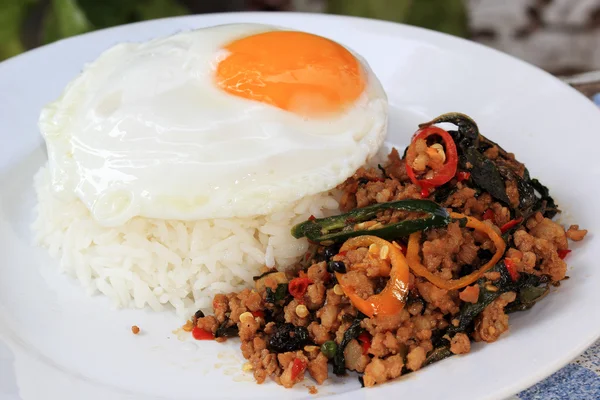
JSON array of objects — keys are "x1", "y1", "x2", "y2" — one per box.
[{"x1": 39, "y1": 23, "x2": 388, "y2": 226}]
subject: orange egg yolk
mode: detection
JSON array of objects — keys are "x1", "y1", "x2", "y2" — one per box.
[{"x1": 216, "y1": 31, "x2": 365, "y2": 116}]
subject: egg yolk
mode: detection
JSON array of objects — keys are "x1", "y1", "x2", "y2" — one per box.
[{"x1": 216, "y1": 31, "x2": 365, "y2": 116}]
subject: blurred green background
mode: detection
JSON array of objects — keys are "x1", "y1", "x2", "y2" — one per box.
[{"x1": 0, "y1": 0, "x2": 467, "y2": 61}]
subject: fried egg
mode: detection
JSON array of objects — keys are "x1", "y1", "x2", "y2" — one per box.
[{"x1": 39, "y1": 24, "x2": 388, "y2": 227}]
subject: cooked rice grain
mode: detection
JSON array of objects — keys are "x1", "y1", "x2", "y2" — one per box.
[{"x1": 32, "y1": 166, "x2": 339, "y2": 317}]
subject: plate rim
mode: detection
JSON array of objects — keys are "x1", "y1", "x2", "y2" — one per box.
[
  {"x1": 1, "y1": 11, "x2": 599, "y2": 400},
  {"x1": 0, "y1": 10, "x2": 594, "y2": 108}
]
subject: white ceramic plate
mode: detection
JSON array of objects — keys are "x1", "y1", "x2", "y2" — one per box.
[{"x1": 1, "y1": 12, "x2": 599, "y2": 400}]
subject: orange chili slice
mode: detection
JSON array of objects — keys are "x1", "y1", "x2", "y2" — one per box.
[
  {"x1": 336, "y1": 236, "x2": 409, "y2": 318},
  {"x1": 406, "y1": 212, "x2": 506, "y2": 290}
]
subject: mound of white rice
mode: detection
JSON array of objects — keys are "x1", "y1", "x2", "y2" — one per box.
[{"x1": 32, "y1": 166, "x2": 340, "y2": 317}]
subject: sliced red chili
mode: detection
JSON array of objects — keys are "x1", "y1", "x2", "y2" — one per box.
[
  {"x1": 504, "y1": 258, "x2": 519, "y2": 282},
  {"x1": 192, "y1": 327, "x2": 214, "y2": 340},
  {"x1": 288, "y1": 277, "x2": 313, "y2": 299},
  {"x1": 251, "y1": 310, "x2": 264, "y2": 318},
  {"x1": 456, "y1": 171, "x2": 471, "y2": 182},
  {"x1": 308, "y1": 215, "x2": 316, "y2": 221},
  {"x1": 420, "y1": 187, "x2": 431, "y2": 198},
  {"x1": 290, "y1": 358, "x2": 307, "y2": 380},
  {"x1": 405, "y1": 126, "x2": 458, "y2": 190},
  {"x1": 500, "y1": 218, "x2": 523, "y2": 233},
  {"x1": 558, "y1": 249, "x2": 572, "y2": 259},
  {"x1": 482, "y1": 209, "x2": 495, "y2": 222},
  {"x1": 357, "y1": 332, "x2": 371, "y2": 355}
]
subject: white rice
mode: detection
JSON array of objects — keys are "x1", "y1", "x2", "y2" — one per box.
[{"x1": 32, "y1": 166, "x2": 340, "y2": 317}]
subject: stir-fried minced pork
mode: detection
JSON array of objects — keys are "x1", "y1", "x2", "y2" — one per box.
[
  {"x1": 184, "y1": 113, "x2": 586, "y2": 389},
  {"x1": 473, "y1": 292, "x2": 517, "y2": 343}
]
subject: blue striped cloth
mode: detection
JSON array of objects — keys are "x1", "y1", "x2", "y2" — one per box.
[
  {"x1": 509, "y1": 340, "x2": 600, "y2": 399},
  {"x1": 510, "y1": 92, "x2": 600, "y2": 400}
]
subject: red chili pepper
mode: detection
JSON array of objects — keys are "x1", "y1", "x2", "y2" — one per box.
[
  {"x1": 558, "y1": 249, "x2": 572, "y2": 259},
  {"x1": 357, "y1": 332, "x2": 371, "y2": 355},
  {"x1": 288, "y1": 277, "x2": 313, "y2": 299},
  {"x1": 420, "y1": 186, "x2": 431, "y2": 198},
  {"x1": 290, "y1": 358, "x2": 307, "y2": 381},
  {"x1": 482, "y1": 209, "x2": 495, "y2": 222},
  {"x1": 500, "y1": 218, "x2": 523, "y2": 234},
  {"x1": 192, "y1": 327, "x2": 214, "y2": 340},
  {"x1": 251, "y1": 310, "x2": 264, "y2": 318},
  {"x1": 405, "y1": 126, "x2": 458, "y2": 190},
  {"x1": 504, "y1": 258, "x2": 519, "y2": 282},
  {"x1": 456, "y1": 171, "x2": 471, "y2": 182},
  {"x1": 308, "y1": 215, "x2": 316, "y2": 221}
]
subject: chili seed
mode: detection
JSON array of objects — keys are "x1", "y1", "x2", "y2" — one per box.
[
  {"x1": 328, "y1": 260, "x2": 346, "y2": 274},
  {"x1": 239, "y1": 312, "x2": 254, "y2": 323},
  {"x1": 194, "y1": 309, "x2": 205, "y2": 319},
  {"x1": 430, "y1": 143, "x2": 446, "y2": 163},
  {"x1": 354, "y1": 222, "x2": 367, "y2": 230},
  {"x1": 295, "y1": 304, "x2": 309, "y2": 318},
  {"x1": 379, "y1": 245, "x2": 389, "y2": 260},
  {"x1": 321, "y1": 341, "x2": 337, "y2": 359},
  {"x1": 333, "y1": 284, "x2": 345, "y2": 296},
  {"x1": 368, "y1": 222, "x2": 384, "y2": 230}
]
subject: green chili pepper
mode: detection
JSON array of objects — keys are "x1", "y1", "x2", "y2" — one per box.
[
  {"x1": 291, "y1": 199, "x2": 452, "y2": 244},
  {"x1": 321, "y1": 340, "x2": 337, "y2": 359},
  {"x1": 418, "y1": 112, "x2": 479, "y2": 140}
]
